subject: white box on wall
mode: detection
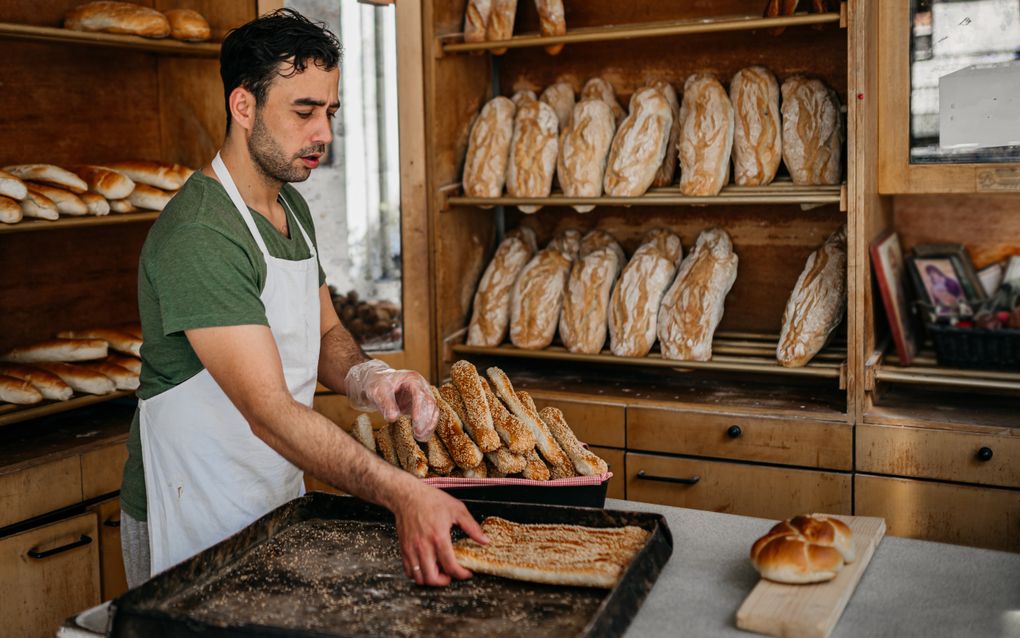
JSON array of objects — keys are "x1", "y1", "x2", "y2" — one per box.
[{"x1": 939, "y1": 61, "x2": 1020, "y2": 150}]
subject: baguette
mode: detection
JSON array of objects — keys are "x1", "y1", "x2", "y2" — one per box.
[
  {"x1": 109, "y1": 198, "x2": 137, "y2": 214},
  {"x1": 0, "y1": 169, "x2": 28, "y2": 200},
  {"x1": 730, "y1": 66, "x2": 782, "y2": 186},
  {"x1": 164, "y1": 8, "x2": 210, "y2": 42},
  {"x1": 485, "y1": 446, "x2": 528, "y2": 474},
  {"x1": 106, "y1": 354, "x2": 141, "y2": 375},
  {"x1": 463, "y1": 96, "x2": 516, "y2": 201},
  {"x1": 650, "y1": 80, "x2": 681, "y2": 188},
  {"x1": 678, "y1": 73, "x2": 735, "y2": 196},
  {"x1": 21, "y1": 189, "x2": 59, "y2": 220},
  {"x1": 103, "y1": 161, "x2": 186, "y2": 190},
  {"x1": 431, "y1": 386, "x2": 484, "y2": 469},
  {"x1": 464, "y1": 0, "x2": 492, "y2": 44},
  {"x1": 535, "y1": 0, "x2": 566, "y2": 55},
  {"x1": 65, "y1": 1, "x2": 171, "y2": 38},
  {"x1": 1, "y1": 338, "x2": 108, "y2": 363},
  {"x1": 781, "y1": 76, "x2": 842, "y2": 185},
  {"x1": 351, "y1": 414, "x2": 376, "y2": 452},
  {"x1": 3, "y1": 164, "x2": 87, "y2": 193},
  {"x1": 486, "y1": 0, "x2": 518, "y2": 55},
  {"x1": 560, "y1": 230, "x2": 626, "y2": 354},
  {"x1": 467, "y1": 232, "x2": 534, "y2": 347},
  {"x1": 539, "y1": 406, "x2": 608, "y2": 476},
  {"x1": 32, "y1": 362, "x2": 115, "y2": 395},
  {"x1": 129, "y1": 183, "x2": 174, "y2": 211},
  {"x1": 509, "y1": 245, "x2": 573, "y2": 349},
  {"x1": 0, "y1": 196, "x2": 22, "y2": 224},
  {"x1": 581, "y1": 77, "x2": 626, "y2": 127},
  {"x1": 80, "y1": 361, "x2": 138, "y2": 391},
  {"x1": 506, "y1": 94, "x2": 559, "y2": 213},
  {"x1": 81, "y1": 192, "x2": 111, "y2": 216},
  {"x1": 462, "y1": 463, "x2": 489, "y2": 479},
  {"x1": 71, "y1": 165, "x2": 135, "y2": 199},
  {"x1": 57, "y1": 328, "x2": 141, "y2": 356},
  {"x1": 27, "y1": 184, "x2": 88, "y2": 216},
  {"x1": 480, "y1": 376, "x2": 535, "y2": 454},
  {"x1": 426, "y1": 432, "x2": 455, "y2": 476},
  {"x1": 608, "y1": 229, "x2": 682, "y2": 357},
  {"x1": 0, "y1": 375, "x2": 43, "y2": 405},
  {"x1": 603, "y1": 86, "x2": 673, "y2": 197},
  {"x1": 485, "y1": 367, "x2": 571, "y2": 469},
  {"x1": 0, "y1": 364, "x2": 72, "y2": 401},
  {"x1": 439, "y1": 382, "x2": 500, "y2": 452},
  {"x1": 549, "y1": 460, "x2": 576, "y2": 479},
  {"x1": 522, "y1": 449, "x2": 551, "y2": 480},
  {"x1": 518, "y1": 390, "x2": 572, "y2": 473},
  {"x1": 392, "y1": 416, "x2": 429, "y2": 478},
  {"x1": 450, "y1": 360, "x2": 502, "y2": 451},
  {"x1": 540, "y1": 81, "x2": 575, "y2": 129},
  {"x1": 557, "y1": 98, "x2": 616, "y2": 212},
  {"x1": 374, "y1": 423, "x2": 399, "y2": 466}
]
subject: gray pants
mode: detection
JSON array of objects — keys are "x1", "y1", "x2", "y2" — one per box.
[{"x1": 120, "y1": 510, "x2": 151, "y2": 588}]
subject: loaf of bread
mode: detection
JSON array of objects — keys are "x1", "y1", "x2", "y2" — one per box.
[
  {"x1": 0, "y1": 196, "x2": 22, "y2": 224},
  {"x1": 608, "y1": 229, "x2": 682, "y2": 357},
  {"x1": 581, "y1": 77, "x2": 626, "y2": 127},
  {"x1": 431, "y1": 386, "x2": 484, "y2": 469},
  {"x1": 392, "y1": 416, "x2": 429, "y2": 478},
  {"x1": 450, "y1": 360, "x2": 502, "y2": 451},
  {"x1": 485, "y1": 445, "x2": 528, "y2": 474},
  {"x1": 0, "y1": 364, "x2": 73, "y2": 401},
  {"x1": 464, "y1": 0, "x2": 492, "y2": 44},
  {"x1": 439, "y1": 382, "x2": 498, "y2": 454},
  {"x1": 480, "y1": 375, "x2": 535, "y2": 454},
  {"x1": 71, "y1": 165, "x2": 135, "y2": 199},
  {"x1": 4, "y1": 164, "x2": 87, "y2": 194},
  {"x1": 106, "y1": 354, "x2": 141, "y2": 375},
  {"x1": 351, "y1": 414, "x2": 376, "y2": 451},
  {"x1": 509, "y1": 241, "x2": 574, "y2": 350},
  {"x1": 540, "y1": 82, "x2": 575, "y2": 130},
  {"x1": 0, "y1": 338, "x2": 108, "y2": 363},
  {"x1": 506, "y1": 225, "x2": 538, "y2": 253},
  {"x1": 557, "y1": 98, "x2": 616, "y2": 212},
  {"x1": 81, "y1": 192, "x2": 110, "y2": 216},
  {"x1": 781, "y1": 76, "x2": 842, "y2": 185},
  {"x1": 81, "y1": 361, "x2": 138, "y2": 391},
  {"x1": 374, "y1": 423, "x2": 399, "y2": 466},
  {"x1": 651, "y1": 81, "x2": 680, "y2": 188},
  {"x1": 27, "y1": 184, "x2": 87, "y2": 216},
  {"x1": 604, "y1": 86, "x2": 673, "y2": 197},
  {"x1": 426, "y1": 432, "x2": 455, "y2": 476},
  {"x1": 21, "y1": 189, "x2": 59, "y2": 220},
  {"x1": 657, "y1": 228, "x2": 738, "y2": 361},
  {"x1": 487, "y1": 367, "x2": 571, "y2": 469},
  {"x1": 777, "y1": 225, "x2": 847, "y2": 367},
  {"x1": 33, "y1": 362, "x2": 115, "y2": 395},
  {"x1": 522, "y1": 448, "x2": 551, "y2": 480},
  {"x1": 486, "y1": 0, "x2": 517, "y2": 54},
  {"x1": 129, "y1": 184, "x2": 174, "y2": 211},
  {"x1": 102, "y1": 161, "x2": 187, "y2": 190},
  {"x1": 65, "y1": 1, "x2": 170, "y2": 38},
  {"x1": 730, "y1": 66, "x2": 782, "y2": 186},
  {"x1": 539, "y1": 406, "x2": 608, "y2": 476},
  {"x1": 164, "y1": 8, "x2": 210, "y2": 42},
  {"x1": 467, "y1": 232, "x2": 534, "y2": 347},
  {"x1": 506, "y1": 93, "x2": 559, "y2": 213},
  {"x1": 560, "y1": 230, "x2": 625, "y2": 354},
  {"x1": 535, "y1": 0, "x2": 566, "y2": 54},
  {"x1": 547, "y1": 228, "x2": 581, "y2": 260},
  {"x1": 750, "y1": 514, "x2": 855, "y2": 584},
  {"x1": 0, "y1": 169, "x2": 27, "y2": 201},
  {"x1": 57, "y1": 328, "x2": 141, "y2": 356},
  {"x1": 463, "y1": 96, "x2": 516, "y2": 200},
  {"x1": 0, "y1": 375, "x2": 43, "y2": 405},
  {"x1": 678, "y1": 73, "x2": 734, "y2": 196}
]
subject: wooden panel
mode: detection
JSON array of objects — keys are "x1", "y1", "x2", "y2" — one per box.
[
  {"x1": 855, "y1": 474, "x2": 1020, "y2": 552},
  {"x1": 304, "y1": 474, "x2": 344, "y2": 495},
  {"x1": 625, "y1": 452, "x2": 851, "y2": 520},
  {"x1": 590, "y1": 446, "x2": 624, "y2": 501},
  {"x1": 81, "y1": 442, "x2": 128, "y2": 500},
  {"x1": 93, "y1": 497, "x2": 127, "y2": 601},
  {"x1": 527, "y1": 393, "x2": 625, "y2": 448},
  {"x1": 628, "y1": 406, "x2": 851, "y2": 470},
  {"x1": 893, "y1": 194, "x2": 1020, "y2": 269},
  {"x1": 0, "y1": 456, "x2": 81, "y2": 529},
  {"x1": 157, "y1": 57, "x2": 225, "y2": 169},
  {"x1": 858, "y1": 423, "x2": 1020, "y2": 490},
  {"x1": 0, "y1": 512, "x2": 100, "y2": 638}
]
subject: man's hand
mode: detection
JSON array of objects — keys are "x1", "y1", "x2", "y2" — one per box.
[
  {"x1": 391, "y1": 481, "x2": 489, "y2": 587},
  {"x1": 345, "y1": 360, "x2": 439, "y2": 441}
]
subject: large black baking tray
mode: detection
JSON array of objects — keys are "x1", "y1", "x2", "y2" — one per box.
[{"x1": 109, "y1": 492, "x2": 672, "y2": 638}]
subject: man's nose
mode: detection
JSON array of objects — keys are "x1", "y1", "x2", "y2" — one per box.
[{"x1": 312, "y1": 113, "x2": 333, "y2": 146}]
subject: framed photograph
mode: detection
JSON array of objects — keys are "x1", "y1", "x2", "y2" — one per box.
[
  {"x1": 910, "y1": 243, "x2": 986, "y2": 303},
  {"x1": 908, "y1": 256, "x2": 970, "y2": 314},
  {"x1": 870, "y1": 231, "x2": 917, "y2": 365}
]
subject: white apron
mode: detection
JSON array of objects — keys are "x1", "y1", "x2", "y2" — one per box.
[{"x1": 140, "y1": 153, "x2": 321, "y2": 575}]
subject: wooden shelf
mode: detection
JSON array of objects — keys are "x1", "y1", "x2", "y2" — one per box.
[
  {"x1": 439, "y1": 11, "x2": 842, "y2": 55},
  {"x1": 0, "y1": 22, "x2": 219, "y2": 57},
  {"x1": 0, "y1": 390, "x2": 135, "y2": 428},
  {"x1": 873, "y1": 356, "x2": 1020, "y2": 393},
  {"x1": 0, "y1": 212, "x2": 160, "y2": 234}
]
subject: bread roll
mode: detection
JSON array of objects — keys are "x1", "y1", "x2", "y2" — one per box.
[
  {"x1": 0, "y1": 169, "x2": 28, "y2": 200},
  {"x1": 65, "y1": 1, "x2": 171, "y2": 38},
  {"x1": 486, "y1": 367, "x2": 571, "y2": 469},
  {"x1": 557, "y1": 98, "x2": 616, "y2": 212},
  {"x1": 0, "y1": 195, "x2": 22, "y2": 224},
  {"x1": 540, "y1": 82, "x2": 575, "y2": 129},
  {"x1": 81, "y1": 361, "x2": 138, "y2": 391},
  {"x1": 506, "y1": 94, "x2": 559, "y2": 213},
  {"x1": 522, "y1": 448, "x2": 550, "y2": 481},
  {"x1": 539, "y1": 406, "x2": 608, "y2": 476},
  {"x1": 0, "y1": 364, "x2": 73, "y2": 401},
  {"x1": 103, "y1": 161, "x2": 186, "y2": 190},
  {"x1": 32, "y1": 362, "x2": 115, "y2": 395},
  {"x1": 129, "y1": 184, "x2": 174, "y2": 211},
  {"x1": 439, "y1": 381, "x2": 500, "y2": 453},
  {"x1": 0, "y1": 375, "x2": 43, "y2": 405},
  {"x1": 560, "y1": 230, "x2": 625, "y2": 354},
  {"x1": 463, "y1": 96, "x2": 516, "y2": 201},
  {"x1": 480, "y1": 376, "x2": 535, "y2": 454},
  {"x1": 603, "y1": 86, "x2": 673, "y2": 197},
  {"x1": 461, "y1": 462, "x2": 489, "y2": 479},
  {"x1": 467, "y1": 232, "x2": 534, "y2": 347},
  {"x1": 0, "y1": 338, "x2": 108, "y2": 363},
  {"x1": 581, "y1": 77, "x2": 626, "y2": 127},
  {"x1": 3, "y1": 164, "x2": 87, "y2": 193},
  {"x1": 464, "y1": 0, "x2": 492, "y2": 44},
  {"x1": 71, "y1": 165, "x2": 135, "y2": 199},
  {"x1": 374, "y1": 423, "x2": 399, "y2": 466},
  {"x1": 485, "y1": 446, "x2": 528, "y2": 474},
  {"x1": 164, "y1": 8, "x2": 210, "y2": 42},
  {"x1": 781, "y1": 76, "x2": 842, "y2": 185},
  {"x1": 651, "y1": 81, "x2": 680, "y2": 188},
  {"x1": 750, "y1": 514, "x2": 855, "y2": 584},
  {"x1": 431, "y1": 386, "x2": 484, "y2": 469},
  {"x1": 351, "y1": 414, "x2": 376, "y2": 452},
  {"x1": 678, "y1": 73, "x2": 735, "y2": 196},
  {"x1": 21, "y1": 188, "x2": 58, "y2": 220},
  {"x1": 57, "y1": 328, "x2": 141, "y2": 356},
  {"x1": 486, "y1": 0, "x2": 517, "y2": 54},
  {"x1": 450, "y1": 360, "x2": 502, "y2": 451},
  {"x1": 80, "y1": 192, "x2": 111, "y2": 216},
  {"x1": 517, "y1": 390, "x2": 571, "y2": 472},
  {"x1": 777, "y1": 225, "x2": 847, "y2": 367},
  {"x1": 426, "y1": 432, "x2": 455, "y2": 476},
  {"x1": 658, "y1": 228, "x2": 738, "y2": 361},
  {"x1": 106, "y1": 354, "x2": 141, "y2": 375},
  {"x1": 730, "y1": 66, "x2": 782, "y2": 186},
  {"x1": 509, "y1": 241, "x2": 574, "y2": 350},
  {"x1": 535, "y1": 0, "x2": 566, "y2": 54},
  {"x1": 27, "y1": 184, "x2": 88, "y2": 216},
  {"x1": 392, "y1": 416, "x2": 429, "y2": 478},
  {"x1": 608, "y1": 229, "x2": 682, "y2": 358},
  {"x1": 109, "y1": 198, "x2": 137, "y2": 214}
]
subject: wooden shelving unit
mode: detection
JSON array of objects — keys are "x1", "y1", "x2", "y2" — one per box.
[
  {"x1": 0, "y1": 391, "x2": 134, "y2": 428},
  {"x1": 0, "y1": 212, "x2": 160, "y2": 234},
  {"x1": 873, "y1": 351, "x2": 1020, "y2": 393},
  {"x1": 0, "y1": 22, "x2": 219, "y2": 57}
]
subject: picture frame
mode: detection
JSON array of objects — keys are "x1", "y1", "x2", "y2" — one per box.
[
  {"x1": 910, "y1": 243, "x2": 986, "y2": 303},
  {"x1": 870, "y1": 231, "x2": 917, "y2": 366}
]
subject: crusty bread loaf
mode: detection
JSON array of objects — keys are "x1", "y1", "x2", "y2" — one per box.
[
  {"x1": 351, "y1": 414, "x2": 376, "y2": 452},
  {"x1": 781, "y1": 76, "x2": 842, "y2": 185},
  {"x1": 164, "y1": 8, "x2": 210, "y2": 42},
  {"x1": 557, "y1": 98, "x2": 616, "y2": 212},
  {"x1": 33, "y1": 362, "x2": 115, "y2": 395},
  {"x1": 480, "y1": 376, "x2": 535, "y2": 454},
  {"x1": 540, "y1": 81, "x2": 575, "y2": 129},
  {"x1": 522, "y1": 448, "x2": 551, "y2": 480},
  {"x1": 0, "y1": 195, "x2": 22, "y2": 224},
  {"x1": 539, "y1": 406, "x2": 608, "y2": 476},
  {"x1": 0, "y1": 364, "x2": 73, "y2": 401},
  {"x1": 392, "y1": 415, "x2": 429, "y2": 478},
  {"x1": 510, "y1": 89, "x2": 536, "y2": 108},
  {"x1": 467, "y1": 232, "x2": 534, "y2": 347},
  {"x1": 560, "y1": 230, "x2": 625, "y2": 354},
  {"x1": 486, "y1": 0, "x2": 517, "y2": 54},
  {"x1": 1, "y1": 338, "x2": 108, "y2": 363},
  {"x1": 608, "y1": 229, "x2": 682, "y2": 358},
  {"x1": 651, "y1": 80, "x2": 680, "y2": 188},
  {"x1": 777, "y1": 225, "x2": 847, "y2": 367},
  {"x1": 581, "y1": 77, "x2": 626, "y2": 127},
  {"x1": 57, "y1": 328, "x2": 141, "y2": 356},
  {"x1": 463, "y1": 96, "x2": 516, "y2": 201},
  {"x1": 730, "y1": 66, "x2": 782, "y2": 186},
  {"x1": 509, "y1": 244, "x2": 573, "y2": 350},
  {"x1": 431, "y1": 386, "x2": 484, "y2": 469},
  {"x1": 426, "y1": 432, "x2": 455, "y2": 475},
  {"x1": 0, "y1": 169, "x2": 28, "y2": 201},
  {"x1": 439, "y1": 381, "x2": 500, "y2": 453},
  {"x1": 4, "y1": 164, "x2": 87, "y2": 193},
  {"x1": 106, "y1": 354, "x2": 141, "y2": 375},
  {"x1": 109, "y1": 198, "x2": 137, "y2": 214},
  {"x1": 374, "y1": 422, "x2": 399, "y2": 466},
  {"x1": 71, "y1": 165, "x2": 135, "y2": 199},
  {"x1": 0, "y1": 375, "x2": 43, "y2": 405},
  {"x1": 535, "y1": 0, "x2": 566, "y2": 55},
  {"x1": 486, "y1": 367, "x2": 571, "y2": 469},
  {"x1": 506, "y1": 94, "x2": 559, "y2": 213},
  {"x1": 657, "y1": 228, "x2": 738, "y2": 361},
  {"x1": 80, "y1": 192, "x2": 111, "y2": 216},
  {"x1": 21, "y1": 189, "x2": 59, "y2": 220},
  {"x1": 65, "y1": 1, "x2": 171, "y2": 38},
  {"x1": 678, "y1": 73, "x2": 735, "y2": 196},
  {"x1": 603, "y1": 86, "x2": 673, "y2": 197},
  {"x1": 27, "y1": 184, "x2": 88, "y2": 216},
  {"x1": 547, "y1": 228, "x2": 581, "y2": 260},
  {"x1": 450, "y1": 360, "x2": 502, "y2": 451},
  {"x1": 464, "y1": 0, "x2": 492, "y2": 44},
  {"x1": 103, "y1": 161, "x2": 186, "y2": 190},
  {"x1": 129, "y1": 183, "x2": 174, "y2": 211},
  {"x1": 505, "y1": 225, "x2": 538, "y2": 253},
  {"x1": 81, "y1": 361, "x2": 138, "y2": 391},
  {"x1": 750, "y1": 514, "x2": 855, "y2": 584}
]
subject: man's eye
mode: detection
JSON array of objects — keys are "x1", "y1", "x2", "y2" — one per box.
[
  {"x1": 327, "y1": 111, "x2": 338, "y2": 120},
  {"x1": 296, "y1": 111, "x2": 313, "y2": 119}
]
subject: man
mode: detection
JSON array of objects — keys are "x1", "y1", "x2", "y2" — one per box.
[{"x1": 120, "y1": 8, "x2": 486, "y2": 589}]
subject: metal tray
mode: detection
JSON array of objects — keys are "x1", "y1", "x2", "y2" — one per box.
[{"x1": 110, "y1": 493, "x2": 672, "y2": 638}]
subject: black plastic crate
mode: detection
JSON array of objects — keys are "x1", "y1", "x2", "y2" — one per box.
[{"x1": 928, "y1": 324, "x2": 1020, "y2": 370}]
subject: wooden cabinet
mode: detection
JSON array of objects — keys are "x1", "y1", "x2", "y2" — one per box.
[
  {"x1": 91, "y1": 497, "x2": 127, "y2": 601},
  {"x1": 528, "y1": 393, "x2": 626, "y2": 449},
  {"x1": 0, "y1": 456, "x2": 82, "y2": 529}
]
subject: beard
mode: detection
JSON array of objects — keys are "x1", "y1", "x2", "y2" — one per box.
[{"x1": 248, "y1": 110, "x2": 324, "y2": 183}]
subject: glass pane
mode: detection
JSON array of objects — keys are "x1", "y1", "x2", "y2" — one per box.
[
  {"x1": 286, "y1": 0, "x2": 403, "y2": 351},
  {"x1": 909, "y1": 0, "x2": 1020, "y2": 164}
]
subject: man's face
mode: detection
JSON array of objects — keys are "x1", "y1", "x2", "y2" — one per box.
[{"x1": 248, "y1": 60, "x2": 340, "y2": 183}]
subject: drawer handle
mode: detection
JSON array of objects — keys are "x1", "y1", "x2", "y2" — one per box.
[
  {"x1": 27, "y1": 534, "x2": 93, "y2": 560},
  {"x1": 976, "y1": 447, "x2": 994, "y2": 462},
  {"x1": 727, "y1": 425, "x2": 742, "y2": 439},
  {"x1": 103, "y1": 517, "x2": 121, "y2": 528},
  {"x1": 636, "y1": 470, "x2": 700, "y2": 485}
]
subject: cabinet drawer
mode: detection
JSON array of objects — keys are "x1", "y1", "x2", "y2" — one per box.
[
  {"x1": 93, "y1": 497, "x2": 127, "y2": 601},
  {"x1": 81, "y1": 442, "x2": 128, "y2": 500},
  {"x1": 590, "y1": 446, "x2": 625, "y2": 501},
  {"x1": 858, "y1": 424, "x2": 1020, "y2": 489},
  {"x1": 0, "y1": 512, "x2": 101, "y2": 638},
  {"x1": 528, "y1": 394, "x2": 625, "y2": 448},
  {"x1": 856, "y1": 474, "x2": 1020, "y2": 553},
  {"x1": 626, "y1": 452, "x2": 851, "y2": 520},
  {"x1": 0, "y1": 456, "x2": 82, "y2": 529},
  {"x1": 628, "y1": 406, "x2": 851, "y2": 470}
]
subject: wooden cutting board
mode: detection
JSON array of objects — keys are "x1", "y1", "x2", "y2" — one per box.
[{"x1": 735, "y1": 515, "x2": 886, "y2": 638}]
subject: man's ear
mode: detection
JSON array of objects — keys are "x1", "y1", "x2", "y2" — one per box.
[{"x1": 229, "y1": 87, "x2": 257, "y2": 132}]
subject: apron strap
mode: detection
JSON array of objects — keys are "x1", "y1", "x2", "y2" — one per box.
[
  {"x1": 279, "y1": 193, "x2": 317, "y2": 259},
  {"x1": 212, "y1": 152, "x2": 271, "y2": 257}
]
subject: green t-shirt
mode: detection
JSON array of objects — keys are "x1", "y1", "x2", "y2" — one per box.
[{"x1": 120, "y1": 172, "x2": 325, "y2": 522}]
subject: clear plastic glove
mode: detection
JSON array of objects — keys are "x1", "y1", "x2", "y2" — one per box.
[{"x1": 345, "y1": 360, "x2": 438, "y2": 441}]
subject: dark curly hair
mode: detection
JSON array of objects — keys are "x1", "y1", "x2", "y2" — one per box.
[{"x1": 220, "y1": 8, "x2": 342, "y2": 130}]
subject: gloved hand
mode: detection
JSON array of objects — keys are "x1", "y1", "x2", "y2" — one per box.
[{"x1": 345, "y1": 360, "x2": 438, "y2": 441}]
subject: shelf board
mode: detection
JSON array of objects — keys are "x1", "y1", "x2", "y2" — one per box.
[
  {"x1": 440, "y1": 11, "x2": 842, "y2": 55},
  {"x1": 0, "y1": 22, "x2": 219, "y2": 57},
  {"x1": 0, "y1": 390, "x2": 135, "y2": 428},
  {"x1": 874, "y1": 360, "x2": 1020, "y2": 393},
  {"x1": 0, "y1": 211, "x2": 160, "y2": 234}
]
